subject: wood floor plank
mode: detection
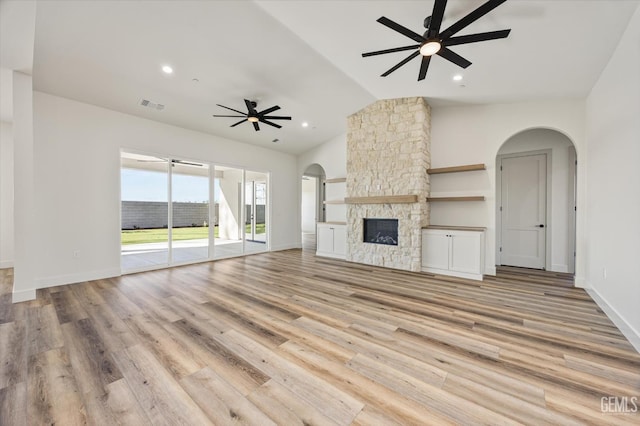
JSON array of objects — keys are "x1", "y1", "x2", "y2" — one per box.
[
  {"x1": 0, "y1": 321, "x2": 27, "y2": 390},
  {"x1": 60, "y1": 318, "x2": 123, "y2": 396},
  {"x1": 26, "y1": 304, "x2": 64, "y2": 356},
  {"x1": 81, "y1": 378, "x2": 150, "y2": 426},
  {"x1": 0, "y1": 382, "x2": 27, "y2": 426},
  {"x1": 27, "y1": 348, "x2": 87, "y2": 425},
  {"x1": 111, "y1": 344, "x2": 213, "y2": 425},
  {"x1": 220, "y1": 329, "x2": 365, "y2": 425},
  {"x1": 180, "y1": 367, "x2": 277, "y2": 426}
]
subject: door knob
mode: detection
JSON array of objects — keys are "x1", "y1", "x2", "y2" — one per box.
[{"x1": 537, "y1": 224, "x2": 545, "y2": 228}]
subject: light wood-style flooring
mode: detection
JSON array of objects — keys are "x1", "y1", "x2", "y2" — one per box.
[{"x1": 1, "y1": 250, "x2": 639, "y2": 425}]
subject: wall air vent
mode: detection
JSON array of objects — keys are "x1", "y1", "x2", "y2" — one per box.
[{"x1": 139, "y1": 99, "x2": 165, "y2": 111}]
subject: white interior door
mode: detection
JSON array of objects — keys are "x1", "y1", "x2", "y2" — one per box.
[{"x1": 500, "y1": 154, "x2": 547, "y2": 269}]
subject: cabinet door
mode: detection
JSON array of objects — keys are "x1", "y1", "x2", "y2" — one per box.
[
  {"x1": 422, "y1": 231, "x2": 450, "y2": 270},
  {"x1": 332, "y1": 226, "x2": 347, "y2": 256},
  {"x1": 316, "y1": 225, "x2": 334, "y2": 254},
  {"x1": 450, "y1": 232, "x2": 481, "y2": 274}
]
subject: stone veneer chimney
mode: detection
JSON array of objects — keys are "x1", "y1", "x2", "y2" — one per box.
[{"x1": 346, "y1": 97, "x2": 431, "y2": 272}]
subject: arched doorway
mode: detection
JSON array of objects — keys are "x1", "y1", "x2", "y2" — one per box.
[
  {"x1": 301, "y1": 164, "x2": 326, "y2": 251},
  {"x1": 496, "y1": 128, "x2": 577, "y2": 274}
]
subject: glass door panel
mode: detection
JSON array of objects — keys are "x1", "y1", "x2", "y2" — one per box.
[
  {"x1": 245, "y1": 171, "x2": 268, "y2": 253},
  {"x1": 120, "y1": 152, "x2": 169, "y2": 271},
  {"x1": 214, "y1": 165, "x2": 244, "y2": 258},
  {"x1": 171, "y1": 160, "x2": 210, "y2": 263}
]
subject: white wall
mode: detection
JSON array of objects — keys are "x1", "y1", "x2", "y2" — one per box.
[
  {"x1": 18, "y1": 91, "x2": 298, "y2": 294},
  {"x1": 301, "y1": 177, "x2": 316, "y2": 233},
  {"x1": 298, "y1": 133, "x2": 347, "y2": 223},
  {"x1": 585, "y1": 5, "x2": 640, "y2": 348},
  {"x1": 430, "y1": 100, "x2": 586, "y2": 279},
  {"x1": 0, "y1": 121, "x2": 14, "y2": 268},
  {"x1": 497, "y1": 129, "x2": 576, "y2": 273}
]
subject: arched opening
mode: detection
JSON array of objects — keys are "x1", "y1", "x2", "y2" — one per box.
[
  {"x1": 301, "y1": 163, "x2": 326, "y2": 251},
  {"x1": 496, "y1": 128, "x2": 577, "y2": 275}
]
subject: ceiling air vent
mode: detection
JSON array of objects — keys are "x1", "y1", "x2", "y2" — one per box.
[{"x1": 139, "y1": 99, "x2": 165, "y2": 111}]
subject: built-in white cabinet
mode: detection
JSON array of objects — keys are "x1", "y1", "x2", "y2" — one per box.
[
  {"x1": 421, "y1": 228, "x2": 485, "y2": 280},
  {"x1": 316, "y1": 222, "x2": 346, "y2": 259}
]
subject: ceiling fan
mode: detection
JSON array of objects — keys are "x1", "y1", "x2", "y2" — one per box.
[
  {"x1": 136, "y1": 159, "x2": 202, "y2": 167},
  {"x1": 362, "y1": 0, "x2": 511, "y2": 81},
  {"x1": 213, "y1": 99, "x2": 291, "y2": 131}
]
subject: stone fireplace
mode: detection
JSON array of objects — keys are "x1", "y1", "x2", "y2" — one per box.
[{"x1": 346, "y1": 97, "x2": 431, "y2": 272}]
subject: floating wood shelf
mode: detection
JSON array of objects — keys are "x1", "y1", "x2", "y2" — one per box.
[
  {"x1": 323, "y1": 199, "x2": 345, "y2": 205},
  {"x1": 345, "y1": 195, "x2": 418, "y2": 204},
  {"x1": 427, "y1": 196, "x2": 485, "y2": 202},
  {"x1": 324, "y1": 177, "x2": 346, "y2": 183},
  {"x1": 427, "y1": 163, "x2": 486, "y2": 175}
]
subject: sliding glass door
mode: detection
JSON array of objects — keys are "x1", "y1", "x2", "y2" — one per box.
[
  {"x1": 171, "y1": 161, "x2": 209, "y2": 263},
  {"x1": 121, "y1": 151, "x2": 269, "y2": 271},
  {"x1": 121, "y1": 153, "x2": 170, "y2": 270}
]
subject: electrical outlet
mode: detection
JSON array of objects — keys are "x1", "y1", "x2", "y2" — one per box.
[{"x1": 73, "y1": 250, "x2": 80, "y2": 259}]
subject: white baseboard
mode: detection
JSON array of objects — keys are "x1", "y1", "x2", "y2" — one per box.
[
  {"x1": 12, "y1": 288, "x2": 36, "y2": 303},
  {"x1": 574, "y1": 275, "x2": 586, "y2": 288},
  {"x1": 587, "y1": 287, "x2": 640, "y2": 354},
  {"x1": 271, "y1": 243, "x2": 302, "y2": 251},
  {"x1": 0, "y1": 260, "x2": 14, "y2": 269},
  {"x1": 551, "y1": 264, "x2": 569, "y2": 273},
  {"x1": 485, "y1": 266, "x2": 497, "y2": 276},
  {"x1": 34, "y1": 267, "x2": 121, "y2": 289}
]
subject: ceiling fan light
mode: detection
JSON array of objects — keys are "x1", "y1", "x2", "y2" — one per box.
[
  {"x1": 420, "y1": 40, "x2": 441, "y2": 56},
  {"x1": 247, "y1": 116, "x2": 259, "y2": 123}
]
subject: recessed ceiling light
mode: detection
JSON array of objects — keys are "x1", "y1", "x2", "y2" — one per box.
[
  {"x1": 301, "y1": 122, "x2": 309, "y2": 128},
  {"x1": 272, "y1": 138, "x2": 280, "y2": 143},
  {"x1": 162, "y1": 65, "x2": 173, "y2": 74},
  {"x1": 453, "y1": 74, "x2": 463, "y2": 81}
]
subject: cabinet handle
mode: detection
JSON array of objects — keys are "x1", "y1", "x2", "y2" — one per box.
[{"x1": 537, "y1": 224, "x2": 545, "y2": 228}]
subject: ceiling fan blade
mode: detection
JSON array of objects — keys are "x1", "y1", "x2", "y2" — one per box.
[
  {"x1": 362, "y1": 44, "x2": 420, "y2": 57},
  {"x1": 440, "y1": 0, "x2": 507, "y2": 40},
  {"x1": 258, "y1": 105, "x2": 280, "y2": 116},
  {"x1": 244, "y1": 99, "x2": 258, "y2": 115},
  {"x1": 216, "y1": 104, "x2": 247, "y2": 115},
  {"x1": 262, "y1": 115, "x2": 292, "y2": 120},
  {"x1": 253, "y1": 121, "x2": 260, "y2": 131},
  {"x1": 213, "y1": 114, "x2": 246, "y2": 118},
  {"x1": 428, "y1": 0, "x2": 448, "y2": 37},
  {"x1": 418, "y1": 55, "x2": 432, "y2": 81},
  {"x1": 377, "y1": 17, "x2": 425, "y2": 43},
  {"x1": 381, "y1": 50, "x2": 421, "y2": 77},
  {"x1": 230, "y1": 119, "x2": 247, "y2": 127},
  {"x1": 172, "y1": 160, "x2": 202, "y2": 167},
  {"x1": 260, "y1": 119, "x2": 282, "y2": 129},
  {"x1": 437, "y1": 47, "x2": 472, "y2": 68},
  {"x1": 444, "y1": 29, "x2": 511, "y2": 46}
]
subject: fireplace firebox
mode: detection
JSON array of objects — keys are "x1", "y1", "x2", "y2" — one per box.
[{"x1": 363, "y1": 219, "x2": 398, "y2": 246}]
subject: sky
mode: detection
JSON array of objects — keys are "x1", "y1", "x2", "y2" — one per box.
[{"x1": 121, "y1": 168, "x2": 217, "y2": 202}]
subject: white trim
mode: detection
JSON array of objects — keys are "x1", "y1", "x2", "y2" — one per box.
[
  {"x1": 422, "y1": 267, "x2": 483, "y2": 281},
  {"x1": 0, "y1": 260, "x2": 14, "y2": 269},
  {"x1": 484, "y1": 265, "x2": 497, "y2": 276},
  {"x1": 271, "y1": 243, "x2": 302, "y2": 251},
  {"x1": 587, "y1": 287, "x2": 640, "y2": 354},
  {"x1": 551, "y1": 264, "x2": 569, "y2": 273},
  {"x1": 316, "y1": 250, "x2": 346, "y2": 260},
  {"x1": 574, "y1": 275, "x2": 586, "y2": 288},
  {"x1": 12, "y1": 288, "x2": 36, "y2": 303},
  {"x1": 34, "y1": 267, "x2": 121, "y2": 288}
]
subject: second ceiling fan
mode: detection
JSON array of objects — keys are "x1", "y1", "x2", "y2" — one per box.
[
  {"x1": 362, "y1": 0, "x2": 511, "y2": 81},
  {"x1": 213, "y1": 99, "x2": 291, "y2": 131}
]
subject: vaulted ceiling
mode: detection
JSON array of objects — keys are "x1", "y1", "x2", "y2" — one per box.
[{"x1": 4, "y1": 1, "x2": 639, "y2": 154}]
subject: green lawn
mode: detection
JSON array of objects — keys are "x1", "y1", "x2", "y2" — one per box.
[{"x1": 121, "y1": 224, "x2": 265, "y2": 245}]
